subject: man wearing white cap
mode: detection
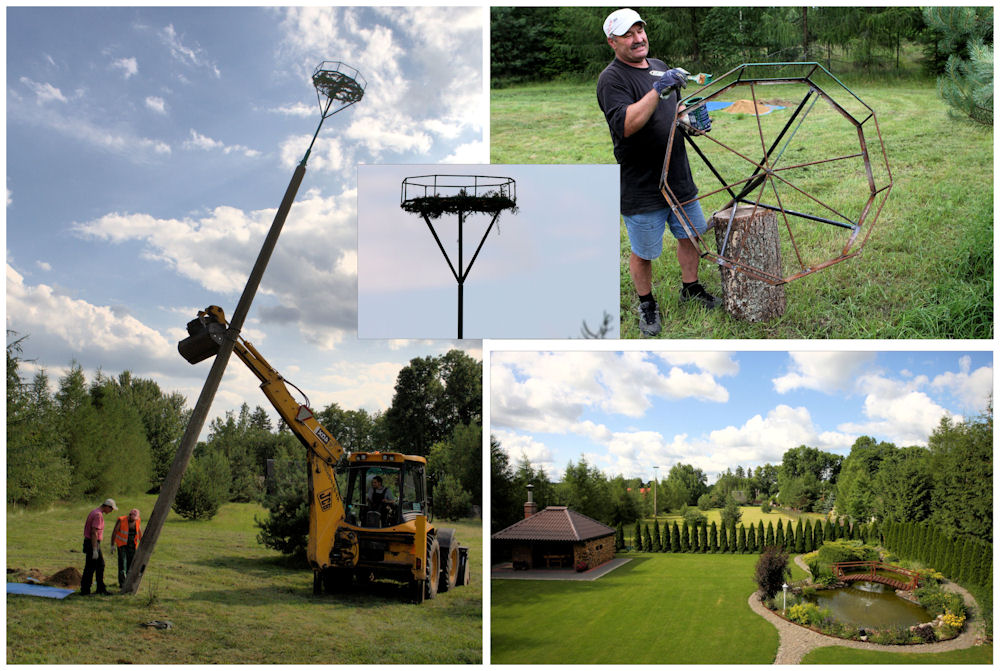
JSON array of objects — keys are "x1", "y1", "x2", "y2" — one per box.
[
  {"x1": 597, "y1": 8, "x2": 719, "y2": 337},
  {"x1": 80, "y1": 497, "x2": 116, "y2": 596}
]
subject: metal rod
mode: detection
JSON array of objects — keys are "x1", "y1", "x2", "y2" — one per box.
[
  {"x1": 420, "y1": 213, "x2": 460, "y2": 282},
  {"x1": 457, "y1": 209, "x2": 464, "y2": 339}
]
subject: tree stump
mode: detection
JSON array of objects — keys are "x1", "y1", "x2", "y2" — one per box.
[{"x1": 711, "y1": 205, "x2": 786, "y2": 322}]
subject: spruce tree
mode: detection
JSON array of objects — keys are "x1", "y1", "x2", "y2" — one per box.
[{"x1": 671, "y1": 521, "x2": 681, "y2": 552}]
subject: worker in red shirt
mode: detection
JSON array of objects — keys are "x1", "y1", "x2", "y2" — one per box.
[
  {"x1": 80, "y1": 498, "x2": 116, "y2": 596},
  {"x1": 110, "y1": 508, "x2": 142, "y2": 588}
]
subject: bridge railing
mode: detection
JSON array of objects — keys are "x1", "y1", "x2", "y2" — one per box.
[{"x1": 831, "y1": 561, "x2": 919, "y2": 587}]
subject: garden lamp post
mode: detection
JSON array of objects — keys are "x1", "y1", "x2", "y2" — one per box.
[
  {"x1": 122, "y1": 61, "x2": 365, "y2": 597},
  {"x1": 653, "y1": 465, "x2": 659, "y2": 519},
  {"x1": 782, "y1": 582, "x2": 789, "y2": 613}
]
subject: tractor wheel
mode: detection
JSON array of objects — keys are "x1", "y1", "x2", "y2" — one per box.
[
  {"x1": 425, "y1": 536, "x2": 440, "y2": 600},
  {"x1": 322, "y1": 567, "x2": 352, "y2": 594},
  {"x1": 437, "y1": 530, "x2": 460, "y2": 593}
]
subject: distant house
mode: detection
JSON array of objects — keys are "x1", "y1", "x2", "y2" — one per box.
[{"x1": 492, "y1": 486, "x2": 616, "y2": 570}]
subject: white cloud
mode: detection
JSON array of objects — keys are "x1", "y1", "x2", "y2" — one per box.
[
  {"x1": 493, "y1": 429, "x2": 558, "y2": 478},
  {"x1": 440, "y1": 140, "x2": 488, "y2": 164},
  {"x1": 930, "y1": 355, "x2": 993, "y2": 412},
  {"x1": 183, "y1": 129, "x2": 260, "y2": 158},
  {"x1": 838, "y1": 372, "x2": 961, "y2": 446},
  {"x1": 35, "y1": 261, "x2": 52, "y2": 272},
  {"x1": 160, "y1": 24, "x2": 220, "y2": 77},
  {"x1": 773, "y1": 351, "x2": 877, "y2": 393},
  {"x1": 145, "y1": 96, "x2": 167, "y2": 114},
  {"x1": 654, "y1": 352, "x2": 740, "y2": 377},
  {"x1": 270, "y1": 102, "x2": 314, "y2": 117},
  {"x1": 73, "y1": 189, "x2": 359, "y2": 347},
  {"x1": 111, "y1": 56, "x2": 138, "y2": 79},
  {"x1": 19, "y1": 77, "x2": 67, "y2": 104}
]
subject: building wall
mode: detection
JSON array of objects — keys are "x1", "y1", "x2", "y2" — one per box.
[{"x1": 573, "y1": 535, "x2": 615, "y2": 569}]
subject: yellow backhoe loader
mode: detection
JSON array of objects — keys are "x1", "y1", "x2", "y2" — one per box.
[{"x1": 178, "y1": 305, "x2": 470, "y2": 602}]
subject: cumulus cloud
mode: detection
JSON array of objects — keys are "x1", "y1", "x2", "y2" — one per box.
[
  {"x1": 73, "y1": 189, "x2": 359, "y2": 348},
  {"x1": 773, "y1": 351, "x2": 877, "y2": 393},
  {"x1": 840, "y1": 372, "x2": 961, "y2": 446},
  {"x1": 930, "y1": 355, "x2": 993, "y2": 412},
  {"x1": 493, "y1": 429, "x2": 559, "y2": 478},
  {"x1": 111, "y1": 56, "x2": 138, "y2": 79},
  {"x1": 277, "y1": 7, "x2": 483, "y2": 164}
]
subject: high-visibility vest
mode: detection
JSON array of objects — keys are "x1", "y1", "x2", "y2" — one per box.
[{"x1": 112, "y1": 515, "x2": 142, "y2": 548}]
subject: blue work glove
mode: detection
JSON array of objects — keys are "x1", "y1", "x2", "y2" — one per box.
[{"x1": 653, "y1": 68, "x2": 689, "y2": 95}]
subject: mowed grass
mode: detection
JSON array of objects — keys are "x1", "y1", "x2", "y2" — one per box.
[
  {"x1": 803, "y1": 644, "x2": 993, "y2": 664},
  {"x1": 7, "y1": 495, "x2": 482, "y2": 664},
  {"x1": 650, "y1": 505, "x2": 826, "y2": 530},
  {"x1": 491, "y1": 553, "x2": 778, "y2": 664},
  {"x1": 492, "y1": 80, "x2": 993, "y2": 339}
]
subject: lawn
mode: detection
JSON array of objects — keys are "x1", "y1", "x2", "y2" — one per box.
[
  {"x1": 7, "y1": 495, "x2": 482, "y2": 664},
  {"x1": 802, "y1": 644, "x2": 993, "y2": 664},
  {"x1": 491, "y1": 553, "x2": 778, "y2": 664},
  {"x1": 652, "y1": 505, "x2": 826, "y2": 529},
  {"x1": 492, "y1": 80, "x2": 993, "y2": 339}
]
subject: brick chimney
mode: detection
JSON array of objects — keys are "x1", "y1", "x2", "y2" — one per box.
[{"x1": 523, "y1": 484, "x2": 538, "y2": 519}]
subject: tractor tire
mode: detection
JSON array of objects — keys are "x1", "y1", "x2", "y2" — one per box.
[
  {"x1": 456, "y1": 546, "x2": 471, "y2": 587},
  {"x1": 437, "y1": 529, "x2": 460, "y2": 593},
  {"x1": 425, "y1": 536, "x2": 440, "y2": 601}
]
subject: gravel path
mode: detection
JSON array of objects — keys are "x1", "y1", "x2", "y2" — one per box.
[{"x1": 750, "y1": 561, "x2": 986, "y2": 664}]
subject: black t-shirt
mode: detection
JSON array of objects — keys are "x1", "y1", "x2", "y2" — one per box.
[{"x1": 596, "y1": 57, "x2": 698, "y2": 215}]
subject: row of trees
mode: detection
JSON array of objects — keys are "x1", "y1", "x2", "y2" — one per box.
[
  {"x1": 621, "y1": 515, "x2": 872, "y2": 556},
  {"x1": 835, "y1": 405, "x2": 993, "y2": 544},
  {"x1": 882, "y1": 520, "x2": 992, "y2": 591},
  {"x1": 7, "y1": 335, "x2": 482, "y2": 536},
  {"x1": 491, "y1": 7, "x2": 992, "y2": 125}
]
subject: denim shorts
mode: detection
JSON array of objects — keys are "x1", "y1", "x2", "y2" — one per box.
[{"x1": 623, "y1": 201, "x2": 709, "y2": 260}]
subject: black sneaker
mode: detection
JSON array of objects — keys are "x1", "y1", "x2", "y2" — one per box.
[
  {"x1": 638, "y1": 300, "x2": 661, "y2": 336},
  {"x1": 680, "y1": 282, "x2": 721, "y2": 309}
]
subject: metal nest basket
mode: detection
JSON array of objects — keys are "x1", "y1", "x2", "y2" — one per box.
[
  {"x1": 312, "y1": 61, "x2": 366, "y2": 117},
  {"x1": 400, "y1": 175, "x2": 517, "y2": 220}
]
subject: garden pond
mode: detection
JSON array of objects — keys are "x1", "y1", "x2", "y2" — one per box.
[{"x1": 804, "y1": 581, "x2": 932, "y2": 630}]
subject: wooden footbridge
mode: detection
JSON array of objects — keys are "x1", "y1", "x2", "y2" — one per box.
[{"x1": 831, "y1": 561, "x2": 919, "y2": 591}]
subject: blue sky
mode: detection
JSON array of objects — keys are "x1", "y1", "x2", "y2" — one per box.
[
  {"x1": 490, "y1": 348, "x2": 994, "y2": 482},
  {"x1": 6, "y1": 7, "x2": 486, "y2": 427},
  {"x1": 357, "y1": 164, "x2": 620, "y2": 339}
]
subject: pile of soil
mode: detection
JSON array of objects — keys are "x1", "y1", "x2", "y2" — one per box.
[
  {"x1": 47, "y1": 567, "x2": 82, "y2": 589},
  {"x1": 724, "y1": 99, "x2": 773, "y2": 115}
]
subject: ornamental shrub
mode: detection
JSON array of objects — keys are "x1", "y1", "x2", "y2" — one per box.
[
  {"x1": 634, "y1": 520, "x2": 643, "y2": 551},
  {"x1": 698, "y1": 523, "x2": 708, "y2": 553},
  {"x1": 652, "y1": 520, "x2": 662, "y2": 552},
  {"x1": 710, "y1": 521, "x2": 719, "y2": 553},
  {"x1": 787, "y1": 602, "x2": 828, "y2": 627},
  {"x1": 776, "y1": 519, "x2": 785, "y2": 549},
  {"x1": 671, "y1": 521, "x2": 681, "y2": 552},
  {"x1": 643, "y1": 524, "x2": 653, "y2": 552},
  {"x1": 755, "y1": 546, "x2": 791, "y2": 599}
]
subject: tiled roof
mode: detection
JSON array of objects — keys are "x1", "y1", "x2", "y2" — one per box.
[{"x1": 491, "y1": 506, "x2": 615, "y2": 542}]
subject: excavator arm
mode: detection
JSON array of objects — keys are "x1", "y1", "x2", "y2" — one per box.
[{"x1": 178, "y1": 305, "x2": 352, "y2": 572}]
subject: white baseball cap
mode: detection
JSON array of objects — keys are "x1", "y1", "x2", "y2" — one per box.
[
  {"x1": 604, "y1": 8, "x2": 644, "y2": 38},
  {"x1": 103, "y1": 498, "x2": 118, "y2": 510}
]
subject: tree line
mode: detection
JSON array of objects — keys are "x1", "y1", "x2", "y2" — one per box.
[
  {"x1": 491, "y1": 6, "x2": 992, "y2": 125},
  {"x1": 7, "y1": 334, "x2": 482, "y2": 534},
  {"x1": 493, "y1": 400, "x2": 992, "y2": 547}
]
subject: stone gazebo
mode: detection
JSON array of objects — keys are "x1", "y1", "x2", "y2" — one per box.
[{"x1": 492, "y1": 499, "x2": 616, "y2": 570}]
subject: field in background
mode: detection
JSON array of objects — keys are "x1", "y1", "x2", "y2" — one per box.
[
  {"x1": 7, "y1": 495, "x2": 482, "y2": 664},
  {"x1": 491, "y1": 80, "x2": 993, "y2": 339}
]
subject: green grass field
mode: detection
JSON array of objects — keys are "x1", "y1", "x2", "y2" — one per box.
[
  {"x1": 649, "y1": 505, "x2": 826, "y2": 530},
  {"x1": 492, "y1": 80, "x2": 993, "y2": 339},
  {"x1": 491, "y1": 552, "x2": 991, "y2": 664},
  {"x1": 7, "y1": 495, "x2": 482, "y2": 664}
]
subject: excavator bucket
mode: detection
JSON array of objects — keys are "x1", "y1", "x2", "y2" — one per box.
[{"x1": 177, "y1": 316, "x2": 226, "y2": 364}]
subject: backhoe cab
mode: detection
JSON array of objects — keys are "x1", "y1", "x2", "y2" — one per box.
[{"x1": 177, "y1": 306, "x2": 470, "y2": 602}]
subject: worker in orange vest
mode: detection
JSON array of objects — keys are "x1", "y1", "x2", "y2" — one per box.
[{"x1": 110, "y1": 508, "x2": 142, "y2": 589}]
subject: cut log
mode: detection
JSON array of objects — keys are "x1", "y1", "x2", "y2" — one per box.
[{"x1": 711, "y1": 205, "x2": 786, "y2": 322}]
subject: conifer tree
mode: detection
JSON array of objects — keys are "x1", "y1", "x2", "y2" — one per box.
[
  {"x1": 681, "y1": 521, "x2": 690, "y2": 552},
  {"x1": 776, "y1": 519, "x2": 785, "y2": 549},
  {"x1": 758, "y1": 521, "x2": 765, "y2": 551},
  {"x1": 710, "y1": 521, "x2": 719, "y2": 553},
  {"x1": 825, "y1": 520, "x2": 835, "y2": 542},
  {"x1": 719, "y1": 524, "x2": 729, "y2": 553},
  {"x1": 728, "y1": 523, "x2": 738, "y2": 553},
  {"x1": 747, "y1": 523, "x2": 757, "y2": 553},
  {"x1": 634, "y1": 520, "x2": 643, "y2": 551},
  {"x1": 652, "y1": 519, "x2": 662, "y2": 552},
  {"x1": 615, "y1": 522, "x2": 625, "y2": 551},
  {"x1": 663, "y1": 520, "x2": 672, "y2": 552},
  {"x1": 738, "y1": 525, "x2": 748, "y2": 553},
  {"x1": 698, "y1": 523, "x2": 708, "y2": 553},
  {"x1": 923, "y1": 6, "x2": 993, "y2": 125},
  {"x1": 794, "y1": 519, "x2": 805, "y2": 553},
  {"x1": 766, "y1": 521, "x2": 775, "y2": 547},
  {"x1": 643, "y1": 524, "x2": 653, "y2": 552},
  {"x1": 671, "y1": 521, "x2": 681, "y2": 552}
]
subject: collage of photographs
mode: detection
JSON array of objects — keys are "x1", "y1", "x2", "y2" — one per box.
[{"x1": 5, "y1": 4, "x2": 993, "y2": 667}]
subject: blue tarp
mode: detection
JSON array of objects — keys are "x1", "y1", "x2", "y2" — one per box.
[{"x1": 7, "y1": 582, "x2": 76, "y2": 599}]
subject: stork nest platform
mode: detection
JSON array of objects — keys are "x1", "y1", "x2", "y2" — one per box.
[{"x1": 400, "y1": 193, "x2": 518, "y2": 220}]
